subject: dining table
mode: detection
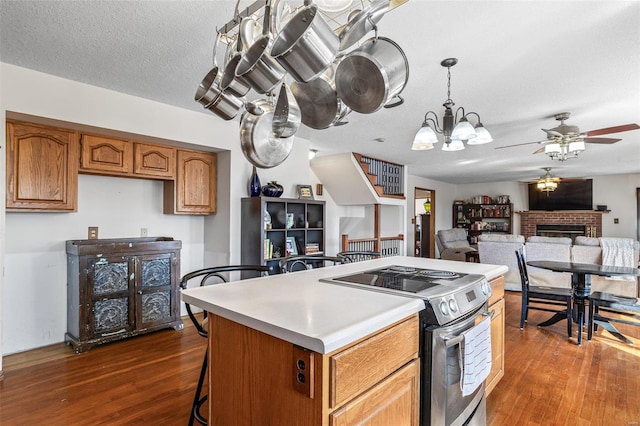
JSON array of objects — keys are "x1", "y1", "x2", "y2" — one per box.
[{"x1": 526, "y1": 260, "x2": 640, "y2": 345}]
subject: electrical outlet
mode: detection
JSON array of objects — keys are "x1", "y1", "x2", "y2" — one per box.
[
  {"x1": 140, "y1": 228, "x2": 148, "y2": 237},
  {"x1": 88, "y1": 226, "x2": 99, "y2": 240},
  {"x1": 292, "y1": 345, "x2": 314, "y2": 398}
]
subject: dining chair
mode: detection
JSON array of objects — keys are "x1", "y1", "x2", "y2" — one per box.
[
  {"x1": 336, "y1": 251, "x2": 381, "y2": 263},
  {"x1": 180, "y1": 264, "x2": 272, "y2": 426},
  {"x1": 588, "y1": 291, "x2": 640, "y2": 343},
  {"x1": 515, "y1": 248, "x2": 573, "y2": 337},
  {"x1": 279, "y1": 255, "x2": 345, "y2": 273}
]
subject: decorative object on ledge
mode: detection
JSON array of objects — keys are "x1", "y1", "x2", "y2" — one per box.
[
  {"x1": 411, "y1": 58, "x2": 492, "y2": 151},
  {"x1": 536, "y1": 167, "x2": 559, "y2": 193},
  {"x1": 249, "y1": 165, "x2": 261, "y2": 197},
  {"x1": 261, "y1": 181, "x2": 284, "y2": 197},
  {"x1": 496, "y1": 111, "x2": 639, "y2": 161},
  {"x1": 297, "y1": 184, "x2": 314, "y2": 200}
]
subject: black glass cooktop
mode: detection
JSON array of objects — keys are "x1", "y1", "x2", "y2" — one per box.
[{"x1": 328, "y1": 266, "x2": 465, "y2": 294}]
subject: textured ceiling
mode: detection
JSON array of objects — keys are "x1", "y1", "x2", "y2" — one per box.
[{"x1": 1, "y1": 0, "x2": 639, "y2": 183}]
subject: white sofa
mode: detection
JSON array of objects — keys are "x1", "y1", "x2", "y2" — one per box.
[
  {"x1": 524, "y1": 236, "x2": 573, "y2": 289},
  {"x1": 477, "y1": 234, "x2": 525, "y2": 291},
  {"x1": 571, "y1": 236, "x2": 639, "y2": 297}
]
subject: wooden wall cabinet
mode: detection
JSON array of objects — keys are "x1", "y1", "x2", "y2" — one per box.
[
  {"x1": 80, "y1": 134, "x2": 176, "y2": 180},
  {"x1": 241, "y1": 197, "x2": 325, "y2": 273},
  {"x1": 65, "y1": 237, "x2": 183, "y2": 353},
  {"x1": 6, "y1": 121, "x2": 79, "y2": 211},
  {"x1": 163, "y1": 149, "x2": 217, "y2": 215},
  {"x1": 208, "y1": 313, "x2": 420, "y2": 425},
  {"x1": 486, "y1": 275, "x2": 505, "y2": 395}
]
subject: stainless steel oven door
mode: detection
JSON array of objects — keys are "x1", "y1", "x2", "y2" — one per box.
[{"x1": 424, "y1": 303, "x2": 489, "y2": 426}]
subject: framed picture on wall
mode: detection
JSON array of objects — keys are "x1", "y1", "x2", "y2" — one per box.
[{"x1": 297, "y1": 184, "x2": 314, "y2": 200}]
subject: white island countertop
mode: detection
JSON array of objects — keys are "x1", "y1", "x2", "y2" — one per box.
[{"x1": 181, "y1": 256, "x2": 507, "y2": 354}]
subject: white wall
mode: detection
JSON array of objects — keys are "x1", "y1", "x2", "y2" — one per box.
[{"x1": 0, "y1": 63, "x2": 312, "y2": 357}]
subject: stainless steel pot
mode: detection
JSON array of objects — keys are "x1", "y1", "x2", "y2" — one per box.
[
  {"x1": 240, "y1": 99, "x2": 294, "y2": 168},
  {"x1": 205, "y1": 91, "x2": 245, "y2": 121},
  {"x1": 290, "y1": 65, "x2": 350, "y2": 129},
  {"x1": 335, "y1": 36, "x2": 409, "y2": 114},
  {"x1": 338, "y1": 0, "x2": 390, "y2": 52},
  {"x1": 236, "y1": 35, "x2": 285, "y2": 94},
  {"x1": 271, "y1": 4, "x2": 339, "y2": 83},
  {"x1": 194, "y1": 66, "x2": 223, "y2": 107},
  {"x1": 220, "y1": 52, "x2": 252, "y2": 97}
]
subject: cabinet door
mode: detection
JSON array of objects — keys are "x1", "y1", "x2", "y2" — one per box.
[
  {"x1": 6, "y1": 121, "x2": 79, "y2": 211},
  {"x1": 330, "y1": 360, "x2": 420, "y2": 426},
  {"x1": 133, "y1": 142, "x2": 176, "y2": 179},
  {"x1": 87, "y1": 256, "x2": 135, "y2": 339},
  {"x1": 164, "y1": 149, "x2": 216, "y2": 214},
  {"x1": 486, "y1": 297, "x2": 505, "y2": 395},
  {"x1": 135, "y1": 253, "x2": 179, "y2": 329},
  {"x1": 80, "y1": 133, "x2": 132, "y2": 175}
]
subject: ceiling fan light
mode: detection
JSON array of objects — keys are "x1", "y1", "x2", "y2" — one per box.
[
  {"x1": 544, "y1": 143, "x2": 562, "y2": 154},
  {"x1": 414, "y1": 123, "x2": 439, "y2": 144},
  {"x1": 442, "y1": 139, "x2": 465, "y2": 151},
  {"x1": 569, "y1": 140, "x2": 585, "y2": 153},
  {"x1": 467, "y1": 125, "x2": 493, "y2": 144},
  {"x1": 451, "y1": 118, "x2": 476, "y2": 141}
]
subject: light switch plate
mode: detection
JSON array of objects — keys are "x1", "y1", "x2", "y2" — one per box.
[{"x1": 88, "y1": 226, "x2": 99, "y2": 239}]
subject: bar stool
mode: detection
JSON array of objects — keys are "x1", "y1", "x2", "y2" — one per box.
[{"x1": 180, "y1": 265, "x2": 272, "y2": 425}]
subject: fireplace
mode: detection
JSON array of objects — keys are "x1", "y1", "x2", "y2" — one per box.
[
  {"x1": 536, "y1": 224, "x2": 586, "y2": 243},
  {"x1": 518, "y1": 211, "x2": 603, "y2": 240}
]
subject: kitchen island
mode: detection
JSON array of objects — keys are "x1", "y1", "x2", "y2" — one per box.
[{"x1": 181, "y1": 256, "x2": 507, "y2": 425}]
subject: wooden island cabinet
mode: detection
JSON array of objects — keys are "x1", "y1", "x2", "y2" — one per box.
[
  {"x1": 208, "y1": 313, "x2": 420, "y2": 425},
  {"x1": 486, "y1": 275, "x2": 505, "y2": 395}
]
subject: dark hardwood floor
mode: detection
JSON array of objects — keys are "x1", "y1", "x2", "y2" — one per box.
[{"x1": 1, "y1": 292, "x2": 639, "y2": 425}]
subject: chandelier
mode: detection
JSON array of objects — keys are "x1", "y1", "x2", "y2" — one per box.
[
  {"x1": 411, "y1": 58, "x2": 492, "y2": 151},
  {"x1": 536, "y1": 167, "x2": 559, "y2": 193}
]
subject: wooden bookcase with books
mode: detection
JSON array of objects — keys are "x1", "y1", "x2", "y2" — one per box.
[
  {"x1": 241, "y1": 197, "x2": 326, "y2": 275},
  {"x1": 453, "y1": 195, "x2": 512, "y2": 244}
]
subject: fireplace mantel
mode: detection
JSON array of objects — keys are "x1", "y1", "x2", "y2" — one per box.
[{"x1": 517, "y1": 211, "x2": 603, "y2": 239}]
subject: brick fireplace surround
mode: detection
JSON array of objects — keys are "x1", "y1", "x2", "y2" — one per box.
[{"x1": 518, "y1": 211, "x2": 603, "y2": 239}]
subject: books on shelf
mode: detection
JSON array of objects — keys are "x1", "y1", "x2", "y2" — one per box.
[
  {"x1": 263, "y1": 238, "x2": 274, "y2": 260},
  {"x1": 305, "y1": 242, "x2": 321, "y2": 254}
]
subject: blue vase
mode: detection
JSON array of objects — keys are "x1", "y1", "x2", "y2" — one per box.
[{"x1": 249, "y1": 166, "x2": 261, "y2": 197}]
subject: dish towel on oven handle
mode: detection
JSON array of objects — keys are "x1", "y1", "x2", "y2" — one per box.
[{"x1": 458, "y1": 316, "x2": 492, "y2": 397}]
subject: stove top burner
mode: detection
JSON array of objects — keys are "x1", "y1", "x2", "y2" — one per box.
[{"x1": 419, "y1": 270, "x2": 459, "y2": 279}]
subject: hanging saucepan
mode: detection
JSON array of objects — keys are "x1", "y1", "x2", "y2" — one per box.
[
  {"x1": 220, "y1": 25, "x2": 252, "y2": 97},
  {"x1": 236, "y1": 4, "x2": 286, "y2": 94},
  {"x1": 272, "y1": 82, "x2": 301, "y2": 138},
  {"x1": 335, "y1": 36, "x2": 409, "y2": 114},
  {"x1": 290, "y1": 64, "x2": 351, "y2": 130},
  {"x1": 270, "y1": 2, "x2": 340, "y2": 83},
  {"x1": 194, "y1": 66, "x2": 223, "y2": 108},
  {"x1": 240, "y1": 99, "x2": 294, "y2": 168},
  {"x1": 338, "y1": 0, "x2": 390, "y2": 52}
]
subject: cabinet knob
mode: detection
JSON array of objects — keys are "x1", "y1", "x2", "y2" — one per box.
[{"x1": 137, "y1": 290, "x2": 143, "y2": 295}]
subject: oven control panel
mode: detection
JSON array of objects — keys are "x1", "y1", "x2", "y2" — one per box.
[{"x1": 433, "y1": 279, "x2": 491, "y2": 324}]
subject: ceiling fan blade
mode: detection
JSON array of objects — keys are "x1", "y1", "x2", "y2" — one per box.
[
  {"x1": 586, "y1": 123, "x2": 640, "y2": 136},
  {"x1": 533, "y1": 147, "x2": 545, "y2": 154},
  {"x1": 495, "y1": 139, "x2": 547, "y2": 149},
  {"x1": 583, "y1": 137, "x2": 622, "y2": 144}
]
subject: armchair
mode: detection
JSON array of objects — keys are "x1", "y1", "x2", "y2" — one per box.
[{"x1": 435, "y1": 229, "x2": 476, "y2": 262}]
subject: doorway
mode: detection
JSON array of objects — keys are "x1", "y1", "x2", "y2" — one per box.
[{"x1": 414, "y1": 187, "x2": 435, "y2": 257}]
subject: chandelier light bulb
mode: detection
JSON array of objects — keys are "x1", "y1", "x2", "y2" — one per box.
[
  {"x1": 451, "y1": 118, "x2": 476, "y2": 141},
  {"x1": 442, "y1": 139, "x2": 465, "y2": 151},
  {"x1": 467, "y1": 124, "x2": 493, "y2": 145},
  {"x1": 413, "y1": 123, "x2": 439, "y2": 145}
]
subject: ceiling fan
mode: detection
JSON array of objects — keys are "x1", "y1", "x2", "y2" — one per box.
[
  {"x1": 525, "y1": 167, "x2": 585, "y2": 193},
  {"x1": 496, "y1": 112, "x2": 640, "y2": 161}
]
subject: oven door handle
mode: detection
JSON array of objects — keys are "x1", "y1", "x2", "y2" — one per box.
[{"x1": 443, "y1": 310, "x2": 493, "y2": 348}]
